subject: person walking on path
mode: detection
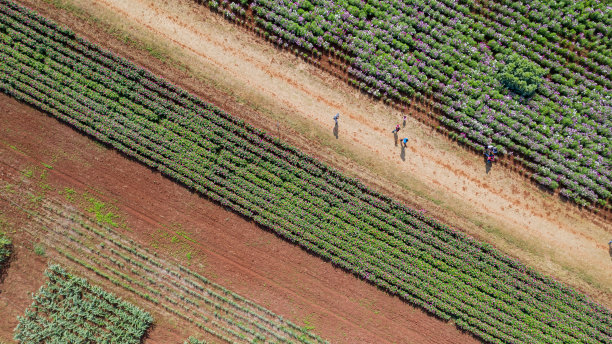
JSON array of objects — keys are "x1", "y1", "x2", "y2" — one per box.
[
  {"x1": 402, "y1": 137, "x2": 408, "y2": 147},
  {"x1": 392, "y1": 124, "x2": 401, "y2": 134},
  {"x1": 403, "y1": 115, "x2": 407, "y2": 127},
  {"x1": 333, "y1": 113, "x2": 339, "y2": 124}
]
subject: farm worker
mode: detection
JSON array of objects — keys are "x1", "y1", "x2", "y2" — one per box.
[
  {"x1": 484, "y1": 149, "x2": 494, "y2": 162},
  {"x1": 333, "y1": 113, "x2": 339, "y2": 123},
  {"x1": 402, "y1": 137, "x2": 408, "y2": 147},
  {"x1": 392, "y1": 124, "x2": 400, "y2": 133},
  {"x1": 609, "y1": 239, "x2": 612, "y2": 245}
]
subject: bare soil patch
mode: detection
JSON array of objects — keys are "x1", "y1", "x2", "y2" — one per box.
[
  {"x1": 0, "y1": 201, "x2": 48, "y2": 344},
  {"x1": 0, "y1": 94, "x2": 479, "y2": 342}
]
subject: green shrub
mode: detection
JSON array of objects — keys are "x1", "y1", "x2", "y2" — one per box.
[
  {"x1": 0, "y1": 232, "x2": 11, "y2": 265},
  {"x1": 34, "y1": 243, "x2": 45, "y2": 256},
  {"x1": 498, "y1": 54, "x2": 546, "y2": 97}
]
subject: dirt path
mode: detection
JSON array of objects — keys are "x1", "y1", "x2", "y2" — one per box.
[
  {"x1": 0, "y1": 94, "x2": 480, "y2": 343},
  {"x1": 25, "y1": 0, "x2": 611, "y2": 305}
]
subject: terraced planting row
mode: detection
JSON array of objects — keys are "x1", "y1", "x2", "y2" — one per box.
[
  {"x1": 208, "y1": 0, "x2": 611, "y2": 207},
  {"x1": 0, "y1": 182, "x2": 325, "y2": 344},
  {"x1": 14, "y1": 264, "x2": 152, "y2": 344},
  {"x1": 0, "y1": 1, "x2": 610, "y2": 342},
  {"x1": 184, "y1": 337, "x2": 208, "y2": 344}
]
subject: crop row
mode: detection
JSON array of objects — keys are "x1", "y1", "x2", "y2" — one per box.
[
  {"x1": 54, "y1": 215, "x2": 318, "y2": 343},
  {"x1": 0, "y1": 2, "x2": 610, "y2": 343},
  {"x1": 205, "y1": 0, "x2": 611, "y2": 207},
  {"x1": 1, "y1": 179, "x2": 325, "y2": 344},
  {"x1": 185, "y1": 337, "x2": 208, "y2": 344},
  {"x1": 13, "y1": 264, "x2": 153, "y2": 344}
]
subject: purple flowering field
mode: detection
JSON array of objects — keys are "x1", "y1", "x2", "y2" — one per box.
[{"x1": 210, "y1": 0, "x2": 611, "y2": 208}]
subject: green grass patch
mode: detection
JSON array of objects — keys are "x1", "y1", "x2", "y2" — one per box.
[
  {"x1": 33, "y1": 243, "x2": 45, "y2": 256},
  {"x1": 86, "y1": 196, "x2": 119, "y2": 228}
]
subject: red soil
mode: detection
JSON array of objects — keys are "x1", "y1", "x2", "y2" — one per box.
[
  {"x1": 0, "y1": 94, "x2": 480, "y2": 343},
  {"x1": 0, "y1": 203, "x2": 49, "y2": 344}
]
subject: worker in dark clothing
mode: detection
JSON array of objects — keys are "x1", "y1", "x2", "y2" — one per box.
[
  {"x1": 392, "y1": 124, "x2": 400, "y2": 134},
  {"x1": 485, "y1": 149, "x2": 495, "y2": 163}
]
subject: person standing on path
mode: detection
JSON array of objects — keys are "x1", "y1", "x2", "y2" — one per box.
[
  {"x1": 392, "y1": 124, "x2": 401, "y2": 134},
  {"x1": 403, "y1": 115, "x2": 407, "y2": 127},
  {"x1": 402, "y1": 137, "x2": 408, "y2": 147},
  {"x1": 333, "y1": 113, "x2": 340, "y2": 139},
  {"x1": 485, "y1": 148, "x2": 495, "y2": 163}
]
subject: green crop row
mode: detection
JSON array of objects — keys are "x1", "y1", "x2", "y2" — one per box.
[
  {"x1": 33, "y1": 195, "x2": 326, "y2": 343},
  {"x1": 0, "y1": 1, "x2": 610, "y2": 343},
  {"x1": 185, "y1": 337, "x2": 208, "y2": 344}
]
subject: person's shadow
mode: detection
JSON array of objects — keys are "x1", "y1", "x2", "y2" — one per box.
[
  {"x1": 400, "y1": 145, "x2": 406, "y2": 161},
  {"x1": 333, "y1": 122, "x2": 338, "y2": 139},
  {"x1": 394, "y1": 131, "x2": 398, "y2": 146},
  {"x1": 484, "y1": 156, "x2": 492, "y2": 174}
]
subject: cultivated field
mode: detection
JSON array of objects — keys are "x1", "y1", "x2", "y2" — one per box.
[
  {"x1": 3, "y1": 176, "x2": 326, "y2": 343},
  {"x1": 0, "y1": 0, "x2": 611, "y2": 343},
  {"x1": 14, "y1": 265, "x2": 153, "y2": 343},
  {"x1": 0, "y1": 93, "x2": 477, "y2": 343},
  {"x1": 218, "y1": 0, "x2": 612, "y2": 207}
]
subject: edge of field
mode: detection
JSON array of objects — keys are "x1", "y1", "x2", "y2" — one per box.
[{"x1": 13, "y1": 0, "x2": 612, "y2": 308}]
